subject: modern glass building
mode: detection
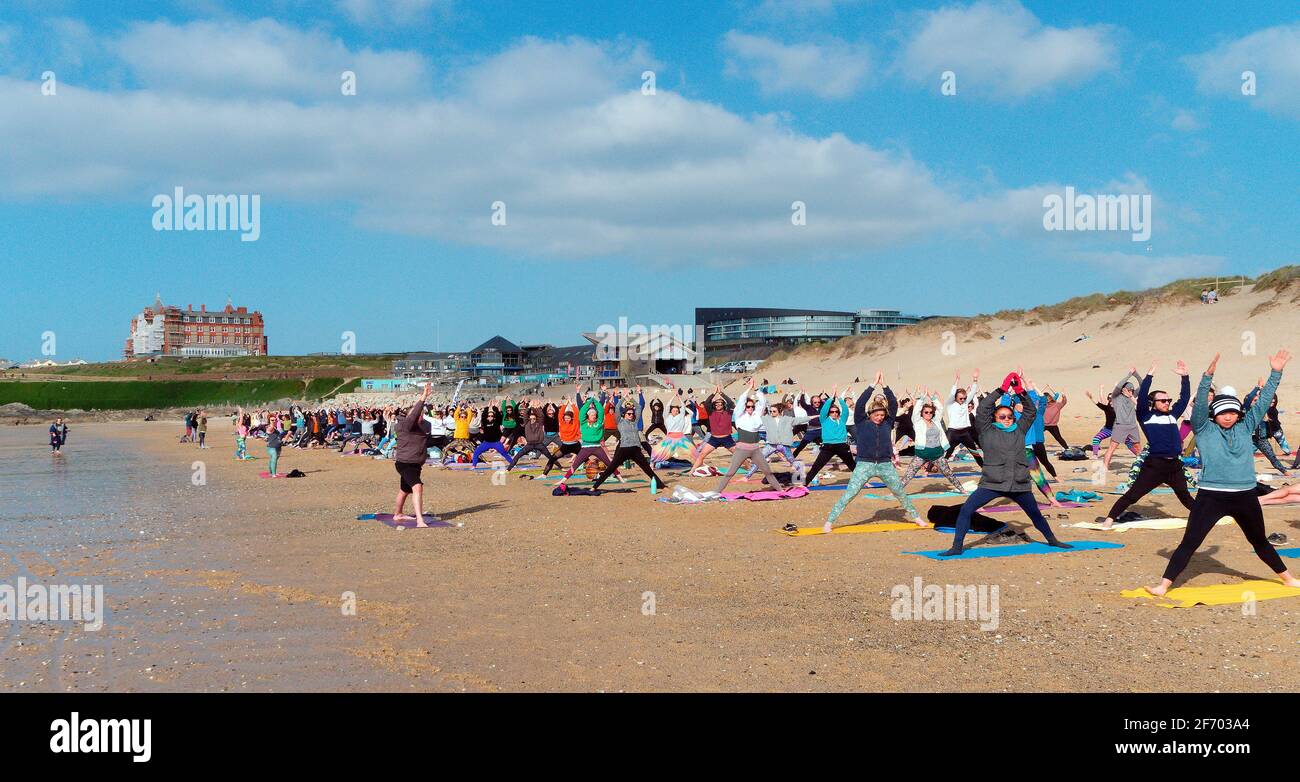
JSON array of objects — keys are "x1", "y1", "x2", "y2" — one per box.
[{"x1": 695, "y1": 307, "x2": 926, "y2": 355}]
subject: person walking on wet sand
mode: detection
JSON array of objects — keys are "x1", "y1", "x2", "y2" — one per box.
[
  {"x1": 393, "y1": 383, "x2": 439, "y2": 527},
  {"x1": 49, "y1": 417, "x2": 67, "y2": 455}
]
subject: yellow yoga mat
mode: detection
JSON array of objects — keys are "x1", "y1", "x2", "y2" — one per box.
[
  {"x1": 1122, "y1": 579, "x2": 1300, "y2": 608},
  {"x1": 782, "y1": 522, "x2": 922, "y2": 537}
]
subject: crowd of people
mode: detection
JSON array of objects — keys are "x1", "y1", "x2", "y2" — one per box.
[{"x1": 155, "y1": 348, "x2": 1300, "y2": 596}]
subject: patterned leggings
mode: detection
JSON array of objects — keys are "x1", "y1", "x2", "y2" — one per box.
[
  {"x1": 1025, "y1": 447, "x2": 1055, "y2": 500},
  {"x1": 826, "y1": 461, "x2": 919, "y2": 525},
  {"x1": 899, "y1": 454, "x2": 965, "y2": 493},
  {"x1": 743, "y1": 444, "x2": 796, "y2": 475}
]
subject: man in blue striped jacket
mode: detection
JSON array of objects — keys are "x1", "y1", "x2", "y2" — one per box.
[{"x1": 1099, "y1": 360, "x2": 1195, "y2": 529}]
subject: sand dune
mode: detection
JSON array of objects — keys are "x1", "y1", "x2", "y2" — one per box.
[{"x1": 736, "y1": 279, "x2": 1300, "y2": 420}]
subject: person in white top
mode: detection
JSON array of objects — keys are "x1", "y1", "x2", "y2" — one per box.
[
  {"x1": 900, "y1": 390, "x2": 968, "y2": 493},
  {"x1": 714, "y1": 378, "x2": 783, "y2": 493},
  {"x1": 943, "y1": 369, "x2": 983, "y2": 466},
  {"x1": 650, "y1": 401, "x2": 699, "y2": 467}
]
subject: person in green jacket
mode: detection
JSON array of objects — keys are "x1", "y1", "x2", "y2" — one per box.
[{"x1": 554, "y1": 398, "x2": 619, "y2": 490}]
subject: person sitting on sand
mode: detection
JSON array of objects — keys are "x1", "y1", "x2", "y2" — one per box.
[{"x1": 1145, "y1": 350, "x2": 1300, "y2": 596}]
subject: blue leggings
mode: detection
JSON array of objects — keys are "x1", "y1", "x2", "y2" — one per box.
[
  {"x1": 949, "y1": 487, "x2": 1055, "y2": 550},
  {"x1": 472, "y1": 441, "x2": 510, "y2": 466},
  {"x1": 267, "y1": 446, "x2": 280, "y2": 476}
]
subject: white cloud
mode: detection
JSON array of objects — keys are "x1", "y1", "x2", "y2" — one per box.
[
  {"x1": 112, "y1": 19, "x2": 429, "y2": 99},
  {"x1": 1170, "y1": 108, "x2": 1201, "y2": 132},
  {"x1": 1070, "y1": 251, "x2": 1223, "y2": 288},
  {"x1": 1186, "y1": 23, "x2": 1300, "y2": 120},
  {"x1": 752, "y1": 0, "x2": 859, "y2": 20},
  {"x1": 722, "y1": 31, "x2": 870, "y2": 99},
  {"x1": 0, "y1": 31, "x2": 1115, "y2": 266},
  {"x1": 896, "y1": 0, "x2": 1118, "y2": 100},
  {"x1": 336, "y1": 0, "x2": 448, "y2": 26}
]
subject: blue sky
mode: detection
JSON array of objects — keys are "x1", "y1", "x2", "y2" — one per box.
[{"x1": 1, "y1": 0, "x2": 1296, "y2": 361}]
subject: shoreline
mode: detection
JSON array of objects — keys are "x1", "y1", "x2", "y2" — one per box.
[{"x1": 5, "y1": 418, "x2": 1300, "y2": 692}]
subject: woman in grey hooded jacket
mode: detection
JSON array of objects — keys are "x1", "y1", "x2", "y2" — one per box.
[{"x1": 937, "y1": 371, "x2": 1072, "y2": 557}]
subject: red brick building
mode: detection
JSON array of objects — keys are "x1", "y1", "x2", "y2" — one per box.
[{"x1": 124, "y1": 296, "x2": 268, "y2": 359}]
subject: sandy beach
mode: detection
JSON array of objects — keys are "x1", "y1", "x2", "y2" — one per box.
[{"x1": 5, "y1": 414, "x2": 1300, "y2": 693}]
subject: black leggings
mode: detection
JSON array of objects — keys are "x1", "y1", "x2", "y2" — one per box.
[
  {"x1": 507, "y1": 444, "x2": 562, "y2": 472},
  {"x1": 1162, "y1": 488, "x2": 1287, "y2": 583},
  {"x1": 1030, "y1": 442, "x2": 1057, "y2": 478},
  {"x1": 1107, "y1": 455, "x2": 1195, "y2": 518},
  {"x1": 592, "y1": 446, "x2": 662, "y2": 489},
  {"x1": 1044, "y1": 425, "x2": 1069, "y2": 449},
  {"x1": 944, "y1": 427, "x2": 983, "y2": 466},
  {"x1": 645, "y1": 421, "x2": 666, "y2": 440},
  {"x1": 805, "y1": 443, "x2": 856, "y2": 483},
  {"x1": 791, "y1": 430, "x2": 821, "y2": 459}
]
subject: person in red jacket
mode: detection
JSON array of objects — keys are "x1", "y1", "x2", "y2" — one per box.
[{"x1": 690, "y1": 384, "x2": 735, "y2": 474}]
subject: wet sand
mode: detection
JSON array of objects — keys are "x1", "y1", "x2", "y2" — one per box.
[{"x1": 6, "y1": 418, "x2": 1300, "y2": 692}]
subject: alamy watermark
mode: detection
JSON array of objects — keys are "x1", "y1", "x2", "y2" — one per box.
[
  {"x1": 592, "y1": 319, "x2": 705, "y2": 373},
  {"x1": 0, "y1": 577, "x2": 104, "y2": 631},
  {"x1": 152, "y1": 187, "x2": 261, "y2": 242},
  {"x1": 1042, "y1": 186, "x2": 1151, "y2": 242},
  {"x1": 891, "y1": 576, "x2": 999, "y2": 631}
]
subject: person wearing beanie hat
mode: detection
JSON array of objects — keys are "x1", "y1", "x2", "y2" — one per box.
[
  {"x1": 1146, "y1": 350, "x2": 1300, "y2": 597},
  {"x1": 937, "y1": 370, "x2": 1073, "y2": 557},
  {"x1": 822, "y1": 370, "x2": 928, "y2": 533}
]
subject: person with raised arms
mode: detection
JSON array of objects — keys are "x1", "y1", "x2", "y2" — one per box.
[
  {"x1": 803, "y1": 385, "x2": 856, "y2": 486},
  {"x1": 822, "y1": 370, "x2": 928, "y2": 534},
  {"x1": 554, "y1": 395, "x2": 620, "y2": 491},
  {"x1": 1102, "y1": 369, "x2": 1144, "y2": 471},
  {"x1": 393, "y1": 383, "x2": 439, "y2": 527},
  {"x1": 713, "y1": 377, "x2": 783, "y2": 493},
  {"x1": 943, "y1": 370, "x2": 982, "y2": 466},
  {"x1": 689, "y1": 384, "x2": 736, "y2": 475},
  {"x1": 898, "y1": 389, "x2": 967, "y2": 494},
  {"x1": 1099, "y1": 360, "x2": 1195, "y2": 529},
  {"x1": 937, "y1": 371, "x2": 1072, "y2": 557},
  {"x1": 1145, "y1": 351, "x2": 1300, "y2": 595}
]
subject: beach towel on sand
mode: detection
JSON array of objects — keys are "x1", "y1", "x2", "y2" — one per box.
[{"x1": 720, "y1": 486, "x2": 809, "y2": 502}]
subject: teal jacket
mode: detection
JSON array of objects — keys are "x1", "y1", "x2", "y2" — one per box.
[
  {"x1": 1193, "y1": 369, "x2": 1280, "y2": 491},
  {"x1": 819, "y1": 396, "x2": 849, "y2": 444}
]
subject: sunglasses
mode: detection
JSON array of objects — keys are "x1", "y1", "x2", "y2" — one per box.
[{"x1": 1154, "y1": 398, "x2": 1172, "y2": 403}]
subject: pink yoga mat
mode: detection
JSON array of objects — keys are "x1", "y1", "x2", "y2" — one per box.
[{"x1": 258, "y1": 471, "x2": 285, "y2": 479}]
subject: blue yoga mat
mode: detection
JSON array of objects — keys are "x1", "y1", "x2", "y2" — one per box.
[
  {"x1": 906, "y1": 540, "x2": 1125, "y2": 560},
  {"x1": 1276, "y1": 548, "x2": 1300, "y2": 559}
]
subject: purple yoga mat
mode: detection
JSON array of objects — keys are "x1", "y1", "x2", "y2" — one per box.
[
  {"x1": 363, "y1": 513, "x2": 455, "y2": 529},
  {"x1": 982, "y1": 501, "x2": 1085, "y2": 513}
]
